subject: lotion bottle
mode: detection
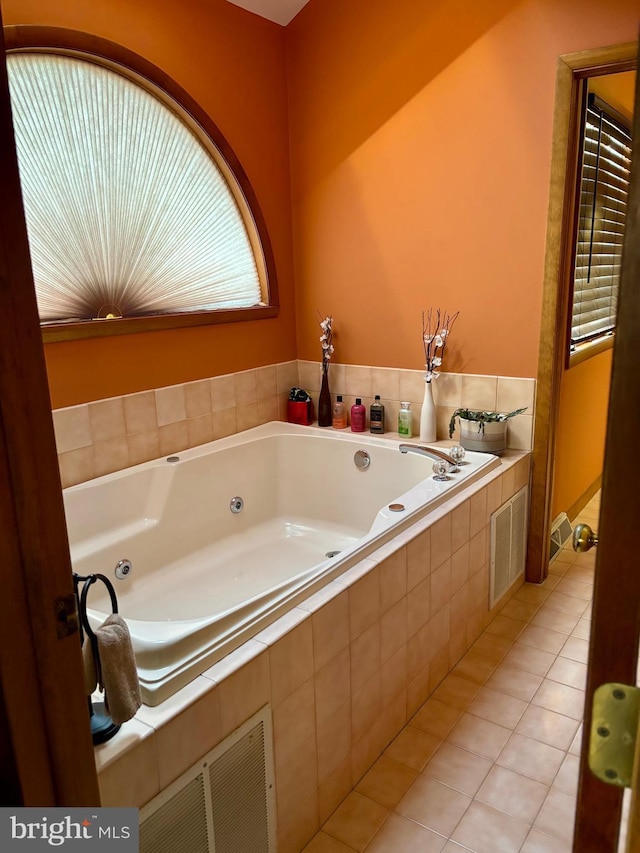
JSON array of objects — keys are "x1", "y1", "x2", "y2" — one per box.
[
  {"x1": 350, "y1": 398, "x2": 366, "y2": 432},
  {"x1": 332, "y1": 395, "x2": 348, "y2": 429},
  {"x1": 369, "y1": 395, "x2": 385, "y2": 434},
  {"x1": 398, "y1": 401, "x2": 412, "y2": 437}
]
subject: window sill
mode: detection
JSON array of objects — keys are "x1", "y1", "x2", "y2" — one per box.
[
  {"x1": 42, "y1": 304, "x2": 279, "y2": 343},
  {"x1": 568, "y1": 333, "x2": 614, "y2": 368}
]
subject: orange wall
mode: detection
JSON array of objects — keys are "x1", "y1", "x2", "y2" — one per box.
[
  {"x1": 590, "y1": 70, "x2": 636, "y2": 120},
  {"x1": 4, "y1": 0, "x2": 639, "y2": 407},
  {"x1": 286, "y1": 0, "x2": 639, "y2": 377},
  {"x1": 2, "y1": 0, "x2": 297, "y2": 408},
  {"x1": 552, "y1": 348, "x2": 612, "y2": 519}
]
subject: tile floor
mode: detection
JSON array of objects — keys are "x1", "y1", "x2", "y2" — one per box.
[{"x1": 303, "y1": 494, "x2": 601, "y2": 853}]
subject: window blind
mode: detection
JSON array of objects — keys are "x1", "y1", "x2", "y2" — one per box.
[
  {"x1": 570, "y1": 93, "x2": 632, "y2": 348},
  {"x1": 7, "y1": 53, "x2": 264, "y2": 323}
]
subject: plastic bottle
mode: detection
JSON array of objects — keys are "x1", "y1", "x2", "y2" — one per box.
[
  {"x1": 398, "y1": 401, "x2": 412, "y2": 437},
  {"x1": 370, "y1": 395, "x2": 385, "y2": 434},
  {"x1": 332, "y1": 395, "x2": 348, "y2": 429},
  {"x1": 350, "y1": 398, "x2": 366, "y2": 432}
]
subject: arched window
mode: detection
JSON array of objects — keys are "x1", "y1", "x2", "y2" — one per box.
[{"x1": 4, "y1": 27, "x2": 278, "y2": 341}]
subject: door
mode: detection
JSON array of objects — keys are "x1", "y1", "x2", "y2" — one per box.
[
  {"x1": 572, "y1": 61, "x2": 640, "y2": 851},
  {"x1": 0, "y1": 10, "x2": 100, "y2": 804}
]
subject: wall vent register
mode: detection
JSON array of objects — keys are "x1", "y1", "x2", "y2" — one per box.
[
  {"x1": 490, "y1": 485, "x2": 529, "y2": 607},
  {"x1": 139, "y1": 706, "x2": 276, "y2": 853},
  {"x1": 549, "y1": 512, "x2": 573, "y2": 563}
]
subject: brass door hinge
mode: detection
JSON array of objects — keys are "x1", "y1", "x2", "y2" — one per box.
[
  {"x1": 54, "y1": 593, "x2": 79, "y2": 639},
  {"x1": 589, "y1": 682, "x2": 640, "y2": 787}
]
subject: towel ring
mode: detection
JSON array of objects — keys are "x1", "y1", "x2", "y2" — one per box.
[
  {"x1": 72, "y1": 572, "x2": 122, "y2": 745},
  {"x1": 73, "y1": 572, "x2": 119, "y2": 645}
]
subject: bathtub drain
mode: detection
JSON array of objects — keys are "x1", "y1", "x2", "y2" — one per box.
[{"x1": 325, "y1": 550, "x2": 341, "y2": 558}]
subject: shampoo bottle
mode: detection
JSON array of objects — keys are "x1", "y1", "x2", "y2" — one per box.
[
  {"x1": 350, "y1": 398, "x2": 366, "y2": 432},
  {"x1": 370, "y1": 395, "x2": 385, "y2": 434},
  {"x1": 398, "y1": 401, "x2": 412, "y2": 437},
  {"x1": 332, "y1": 395, "x2": 348, "y2": 429}
]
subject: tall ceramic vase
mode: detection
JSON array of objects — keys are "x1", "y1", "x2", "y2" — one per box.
[
  {"x1": 420, "y1": 379, "x2": 437, "y2": 442},
  {"x1": 318, "y1": 363, "x2": 332, "y2": 426}
]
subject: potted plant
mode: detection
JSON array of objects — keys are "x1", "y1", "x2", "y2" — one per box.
[{"x1": 448, "y1": 407, "x2": 527, "y2": 455}]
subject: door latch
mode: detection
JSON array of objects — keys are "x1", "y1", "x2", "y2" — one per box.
[
  {"x1": 54, "y1": 593, "x2": 79, "y2": 639},
  {"x1": 589, "y1": 682, "x2": 640, "y2": 787}
]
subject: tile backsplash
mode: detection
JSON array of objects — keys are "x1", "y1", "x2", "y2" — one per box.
[
  {"x1": 53, "y1": 361, "x2": 535, "y2": 487},
  {"x1": 298, "y1": 362, "x2": 535, "y2": 455}
]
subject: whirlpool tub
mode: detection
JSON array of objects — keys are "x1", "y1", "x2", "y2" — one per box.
[{"x1": 64, "y1": 422, "x2": 501, "y2": 705}]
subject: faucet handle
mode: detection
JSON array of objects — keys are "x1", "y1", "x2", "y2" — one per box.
[
  {"x1": 448, "y1": 445, "x2": 466, "y2": 472},
  {"x1": 432, "y1": 459, "x2": 451, "y2": 481},
  {"x1": 450, "y1": 445, "x2": 466, "y2": 463}
]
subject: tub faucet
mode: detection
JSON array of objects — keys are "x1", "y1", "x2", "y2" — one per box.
[{"x1": 398, "y1": 444, "x2": 456, "y2": 466}]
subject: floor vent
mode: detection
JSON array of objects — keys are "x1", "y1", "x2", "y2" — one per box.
[
  {"x1": 140, "y1": 706, "x2": 276, "y2": 853},
  {"x1": 549, "y1": 512, "x2": 573, "y2": 563},
  {"x1": 490, "y1": 485, "x2": 529, "y2": 608}
]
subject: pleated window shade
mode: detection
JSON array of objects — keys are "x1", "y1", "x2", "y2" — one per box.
[
  {"x1": 7, "y1": 53, "x2": 264, "y2": 322},
  {"x1": 571, "y1": 94, "x2": 632, "y2": 348}
]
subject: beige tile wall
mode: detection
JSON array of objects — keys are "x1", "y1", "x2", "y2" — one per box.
[
  {"x1": 94, "y1": 453, "x2": 531, "y2": 853},
  {"x1": 53, "y1": 362, "x2": 298, "y2": 487},
  {"x1": 298, "y1": 362, "x2": 535, "y2": 453},
  {"x1": 53, "y1": 361, "x2": 535, "y2": 488}
]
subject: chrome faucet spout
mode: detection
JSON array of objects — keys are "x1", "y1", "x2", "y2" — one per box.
[{"x1": 398, "y1": 443, "x2": 456, "y2": 466}]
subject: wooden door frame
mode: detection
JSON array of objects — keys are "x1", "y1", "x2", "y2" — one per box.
[
  {"x1": 526, "y1": 42, "x2": 637, "y2": 584},
  {"x1": 0, "y1": 11, "x2": 99, "y2": 804}
]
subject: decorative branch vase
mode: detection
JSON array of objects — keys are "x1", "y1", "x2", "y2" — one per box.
[
  {"x1": 419, "y1": 379, "x2": 437, "y2": 442},
  {"x1": 318, "y1": 363, "x2": 332, "y2": 426}
]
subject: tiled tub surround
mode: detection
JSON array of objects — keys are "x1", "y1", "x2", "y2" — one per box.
[
  {"x1": 94, "y1": 450, "x2": 530, "y2": 853},
  {"x1": 53, "y1": 361, "x2": 299, "y2": 488},
  {"x1": 68, "y1": 423, "x2": 501, "y2": 707},
  {"x1": 52, "y1": 362, "x2": 535, "y2": 488}
]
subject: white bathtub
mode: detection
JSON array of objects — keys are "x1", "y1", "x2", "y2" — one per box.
[{"x1": 64, "y1": 422, "x2": 500, "y2": 705}]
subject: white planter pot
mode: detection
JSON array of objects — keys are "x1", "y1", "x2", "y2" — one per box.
[{"x1": 459, "y1": 418, "x2": 507, "y2": 455}]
